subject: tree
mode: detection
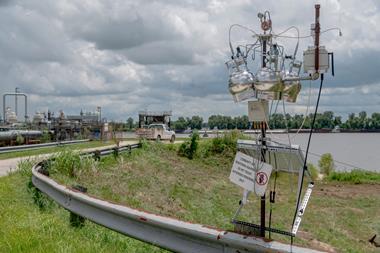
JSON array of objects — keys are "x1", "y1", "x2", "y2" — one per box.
[
  {"x1": 371, "y1": 113, "x2": 380, "y2": 129},
  {"x1": 333, "y1": 116, "x2": 342, "y2": 127},
  {"x1": 345, "y1": 113, "x2": 359, "y2": 129},
  {"x1": 208, "y1": 115, "x2": 218, "y2": 130},
  {"x1": 204, "y1": 111, "x2": 380, "y2": 131},
  {"x1": 269, "y1": 113, "x2": 285, "y2": 129},
  {"x1": 173, "y1": 117, "x2": 188, "y2": 131},
  {"x1": 235, "y1": 115, "x2": 249, "y2": 129},
  {"x1": 321, "y1": 111, "x2": 334, "y2": 129},
  {"x1": 189, "y1": 116, "x2": 203, "y2": 130},
  {"x1": 126, "y1": 117, "x2": 134, "y2": 130},
  {"x1": 292, "y1": 114, "x2": 304, "y2": 129},
  {"x1": 358, "y1": 111, "x2": 367, "y2": 129}
]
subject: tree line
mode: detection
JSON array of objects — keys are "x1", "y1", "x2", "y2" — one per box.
[
  {"x1": 172, "y1": 111, "x2": 380, "y2": 131},
  {"x1": 120, "y1": 111, "x2": 380, "y2": 131}
]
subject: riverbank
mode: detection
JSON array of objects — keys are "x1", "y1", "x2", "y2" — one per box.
[{"x1": 33, "y1": 139, "x2": 380, "y2": 253}]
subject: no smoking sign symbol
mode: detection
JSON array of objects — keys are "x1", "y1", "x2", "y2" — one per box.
[{"x1": 256, "y1": 172, "x2": 268, "y2": 185}]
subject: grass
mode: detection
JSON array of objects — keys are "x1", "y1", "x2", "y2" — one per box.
[
  {"x1": 0, "y1": 161, "x2": 167, "y2": 252},
  {"x1": 46, "y1": 137, "x2": 380, "y2": 253},
  {"x1": 328, "y1": 169, "x2": 380, "y2": 184},
  {"x1": 0, "y1": 140, "x2": 125, "y2": 160},
  {"x1": 1, "y1": 134, "x2": 380, "y2": 252}
]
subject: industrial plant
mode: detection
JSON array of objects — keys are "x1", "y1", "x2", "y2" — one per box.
[{"x1": 0, "y1": 89, "x2": 105, "y2": 146}]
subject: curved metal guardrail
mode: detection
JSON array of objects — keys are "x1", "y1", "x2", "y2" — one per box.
[{"x1": 31, "y1": 144, "x2": 323, "y2": 253}]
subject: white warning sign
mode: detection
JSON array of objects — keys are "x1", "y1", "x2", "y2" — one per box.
[
  {"x1": 254, "y1": 162, "x2": 273, "y2": 197},
  {"x1": 229, "y1": 151, "x2": 273, "y2": 196},
  {"x1": 229, "y1": 151, "x2": 257, "y2": 191}
]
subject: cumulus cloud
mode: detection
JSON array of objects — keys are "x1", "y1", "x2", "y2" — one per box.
[{"x1": 0, "y1": 0, "x2": 379, "y2": 121}]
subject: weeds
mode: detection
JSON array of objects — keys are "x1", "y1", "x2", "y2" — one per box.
[
  {"x1": 328, "y1": 169, "x2": 380, "y2": 184},
  {"x1": 318, "y1": 153, "x2": 334, "y2": 176},
  {"x1": 178, "y1": 132, "x2": 199, "y2": 159},
  {"x1": 49, "y1": 149, "x2": 98, "y2": 178},
  {"x1": 48, "y1": 140, "x2": 380, "y2": 253},
  {"x1": 195, "y1": 130, "x2": 246, "y2": 159},
  {"x1": 307, "y1": 163, "x2": 319, "y2": 181},
  {"x1": 139, "y1": 139, "x2": 149, "y2": 150},
  {"x1": 16, "y1": 158, "x2": 54, "y2": 210},
  {"x1": 17, "y1": 158, "x2": 36, "y2": 177}
]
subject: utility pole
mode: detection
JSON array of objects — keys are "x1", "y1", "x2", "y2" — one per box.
[
  {"x1": 98, "y1": 106, "x2": 102, "y2": 123},
  {"x1": 15, "y1": 87, "x2": 19, "y2": 120}
]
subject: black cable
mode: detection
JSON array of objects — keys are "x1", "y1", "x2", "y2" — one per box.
[
  {"x1": 291, "y1": 73, "x2": 324, "y2": 228},
  {"x1": 268, "y1": 154, "x2": 278, "y2": 239}
]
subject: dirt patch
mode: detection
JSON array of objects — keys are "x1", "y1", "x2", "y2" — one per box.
[
  {"x1": 314, "y1": 183, "x2": 380, "y2": 198},
  {"x1": 298, "y1": 231, "x2": 336, "y2": 253}
]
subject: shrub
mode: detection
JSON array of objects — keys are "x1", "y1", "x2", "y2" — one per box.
[
  {"x1": 210, "y1": 130, "x2": 243, "y2": 155},
  {"x1": 178, "y1": 132, "x2": 199, "y2": 159},
  {"x1": 307, "y1": 163, "x2": 319, "y2": 181},
  {"x1": 197, "y1": 140, "x2": 212, "y2": 158},
  {"x1": 193, "y1": 130, "x2": 247, "y2": 160},
  {"x1": 211, "y1": 137, "x2": 226, "y2": 154},
  {"x1": 318, "y1": 153, "x2": 335, "y2": 176}
]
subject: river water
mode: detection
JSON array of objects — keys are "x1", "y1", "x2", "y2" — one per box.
[
  {"x1": 130, "y1": 131, "x2": 380, "y2": 172},
  {"x1": 255, "y1": 133, "x2": 380, "y2": 172}
]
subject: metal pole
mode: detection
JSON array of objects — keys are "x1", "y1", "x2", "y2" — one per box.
[
  {"x1": 3, "y1": 94, "x2": 5, "y2": 123},
  {"x1": 15, "y1": 87, "x2": 19, "y2": 119},
  {"x1": 260, "y1": 37, "x2": 267, "y2": 238},
  {"x1": 24, "y1": 94, "x2": 27, "y2": 122},
  {"x1": 314, "y1": 4, "x2": 320, "y2": 73}
]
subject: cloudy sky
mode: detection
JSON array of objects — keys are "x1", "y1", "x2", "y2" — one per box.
[{"x1": 0, "y1": 0, "x2": 379, "y2": 121}]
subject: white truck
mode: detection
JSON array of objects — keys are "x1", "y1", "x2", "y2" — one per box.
[{"x1": 136, "y1": 124, "x2": 176, "y2": 142}]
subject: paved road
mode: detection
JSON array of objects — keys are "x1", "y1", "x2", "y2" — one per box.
[{"x1": 0, "y1": 141, "x2": 138, "y2": 177}]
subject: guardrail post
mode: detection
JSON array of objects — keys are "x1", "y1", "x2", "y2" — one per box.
[
  {"x1": 70, "y1": 185, "x2": 87, "y2": 227},
  {"x1": 113, "y1": 147, "x2": 119, "y2": 158},
  {"x1": 93, "y1": 150, "x2": 101, "y2": 161},
  {"x1": 38, "y1": 160, "x2": 50, "y2": 176}
]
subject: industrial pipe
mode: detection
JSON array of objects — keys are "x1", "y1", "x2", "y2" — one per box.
[{"x1": 3, "y1": 93, "x2": 28, "y2": 122}]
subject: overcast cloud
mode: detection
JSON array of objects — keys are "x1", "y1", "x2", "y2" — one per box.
[{"x1": 0, "y1": 0, "x2": 379, "y2": 121}]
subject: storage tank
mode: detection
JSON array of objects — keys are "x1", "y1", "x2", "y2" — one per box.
[
  {"x1": 33, "y1": 111, "x2": 44, "y2": 123},
  {"x1": 5, "y1": 107, "x2": 17, "y2": 123}
]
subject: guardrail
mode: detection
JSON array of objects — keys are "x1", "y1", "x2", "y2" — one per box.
[
  {"x1": 31, "y1": 144, "x2": 323, "y2": 253},
  {"x1": 0, "y1": 139, "x2": 90, "y2": 154}
]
